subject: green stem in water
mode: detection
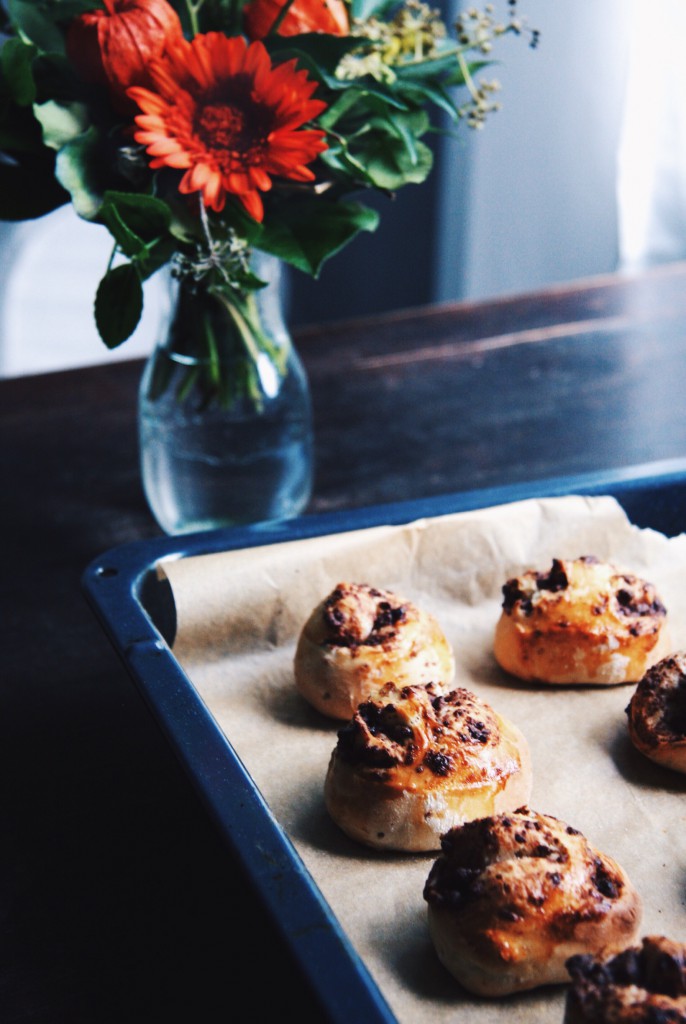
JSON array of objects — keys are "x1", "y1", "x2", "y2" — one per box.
[
  {"x1": 175, "y1": 362, "x2": 201, "y2": 404},
  {"x1": 209, "y1": 286, "x2": 288, "y2": 410},
  {"x1": 203, "y1": 305, "x2": 223, "y2": 391},
  {"x1": 171, "y1": 195, "x2": 291, "y2": 410}
]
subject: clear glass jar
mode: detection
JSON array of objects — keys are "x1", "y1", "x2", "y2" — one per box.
[{"x1": 138, "y1": 254, "x2": 313, "y2": 535}]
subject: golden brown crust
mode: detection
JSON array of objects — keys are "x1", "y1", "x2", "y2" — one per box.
[
  {"x1": 564, "y1": 935, "x2": 686, "y2": 1022},
  {"x1": 423, "y1": 807, "x2": 642, "y2": 996},
  {"x1": 294, "y1": 582, "x2": 455, "y2": 719},
  {"x1": 626, "y1": 653, "x2": 686, "y2": 773},
  {"x1": 494, "y1": 556, "x2": 669, "y2": 685},
  {"x1": 324, "y1": 683, "x2": 532, "y2": 852}
]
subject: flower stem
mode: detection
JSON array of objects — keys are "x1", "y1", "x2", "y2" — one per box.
[
  {"x1": 185, "y1": 0, "x2": 206, "y2": 35},
  {"x1": 267, "y1": 0, "x2": 297, "y2": 35},
  {"x1": 457, "y1": 49, "x2": 480, "y2": 103}
]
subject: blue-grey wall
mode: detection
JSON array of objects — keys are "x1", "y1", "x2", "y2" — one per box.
[
  {"x1": 438, "y1": 0, "x2": 631, "y2": 303},
  {"x1": 289, "y1": 0, "x2": 633, "y2": 324}
]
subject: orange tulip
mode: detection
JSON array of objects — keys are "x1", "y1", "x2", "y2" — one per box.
[
  {"x1": 66, "y1": 0, "x2": 184, "y2": 111},
  {"x1": 244, "y1": 0, "x2": 349, "y2": 40}
]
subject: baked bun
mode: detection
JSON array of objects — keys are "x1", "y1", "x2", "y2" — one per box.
[
  {"x1": 294, "y1": 582, "x2": 455, "y2": 720},
  {"x1": 494, "y1": 556, "x2": 669, "y2": 685},
  {"x1": 324, "y1": 683, "x2": 531, "y2": 852},
  {"x1": 564, "y1": 935, "x2": 686, "y2": 1023},
  {"x1": 626, "y1": 652, "x2": 686, "y2": 774},
  {"x1": 423, "y1": 806, "x2": 642, "y2": 997}
]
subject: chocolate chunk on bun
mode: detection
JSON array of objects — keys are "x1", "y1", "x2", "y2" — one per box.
[
  {"x1": 626, "y1": 652, "x2": 686, "y2": 774},
  {"x1": 294, "y1": 582, "x2": 455, "y2": 720},
  {"x1": 423, "y1": 807, "x2": 642, "y2": 997},
  {"x1": 564, "y1": 935, "x2": 686, "y2": 1023},
  {"x1": 494, "y1": 556, "x2": 669, "y2": 685},
  {"x1": 324, "y1": 683, "x2": 531, "y2": 852}
]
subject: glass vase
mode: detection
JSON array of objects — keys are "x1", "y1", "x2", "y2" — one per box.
[{"x1": 138, "y1": 254, "x2": 313, "y2": 535}]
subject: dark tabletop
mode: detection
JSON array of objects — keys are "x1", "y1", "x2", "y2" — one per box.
[{"x1": 3, "y1": 260, "x2": 686, "y2": 1023}]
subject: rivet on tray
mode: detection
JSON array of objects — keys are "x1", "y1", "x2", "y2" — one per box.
[{"x1": 95, "y1": 566, "x2": 119, "y2": 578}]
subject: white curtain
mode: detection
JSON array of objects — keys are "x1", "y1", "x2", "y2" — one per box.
[{"x1": 617, "y1": 0, "x2": 686, "y2": 269}]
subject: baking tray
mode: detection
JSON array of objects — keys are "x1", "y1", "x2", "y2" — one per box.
[{"x1": 81, "y1": 456, "x2": 686, "y2": 1023}]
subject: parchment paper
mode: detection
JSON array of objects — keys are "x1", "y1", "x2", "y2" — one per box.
[{"x1": 160, "y1": 496, "x2": 686, "y2": 1022}]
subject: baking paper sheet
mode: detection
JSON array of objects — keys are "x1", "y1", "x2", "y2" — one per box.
[{"x1": 160, "y1": 495, "x2": 686, "y2": 1022}]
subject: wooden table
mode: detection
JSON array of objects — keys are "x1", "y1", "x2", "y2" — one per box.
[{"x1": 3, "y1": 260, "x2": 686, "y2": 1022}]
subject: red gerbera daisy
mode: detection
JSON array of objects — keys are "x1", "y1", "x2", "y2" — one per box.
[{"x1": 128, "y1": 33, "x2": 328, "y2": 222}]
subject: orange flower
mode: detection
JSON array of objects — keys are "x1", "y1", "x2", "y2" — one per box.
[
  {"x1": 128, "y1": 34, "x2": 328, "y2": 222},
  {"x1": 244, "y1": 0, "x2": 349, "y2": 39},
  {"x1": 66, "y1": 0, "x2": 184, "y2": 111}
]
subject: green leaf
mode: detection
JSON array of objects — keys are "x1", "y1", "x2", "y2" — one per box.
[
  {"x1": 103, "y1": 191, "x2": 171, "y2": 236},
  {"x1": 49, "y1": 0, "x2": 99, "y2": 16},
  {"x1": 137, "y1": 235, "x2": 177, "y2": 278},
  {"x1": 95, "y1": 264, "x2": 144, "y2": 348},
  {"x1": 393, "y1": 107, "x2": 431, "y2": 137},
  {"x1": 100, "y1": 191, "x2": 172, "y2": 254},
  {"x1": 395, "y1": 51, "x2": 464, "y2": 82},
  {"x1": 98, "y1": 196, "x2": 177, "y2": 279},
  {"x1": 33, "y1": 98, "x2": 89, "y2": 149},
  {"x1": 318, "y1": 79, "x2": 409, "y2": 129},
  {"x1": 7, "y1": 0, "x2": 66, "y2": 54},
  {"x1": 319, "y1": 142, "x2": 377, "y2": 187},
  {"x1": 318, "y1": 87, "x2": 368, "y2": 131},
  {"x1": 0, "y1": 88, "x2": 47, "y2": 155},
  {"x1": 325, "y1": 107, "x2": 433, "y2": 190},
  {"x1": 395, "y1": 78, "x2": 460, "y2": 121},
  {"x1": 207, "y1": 195, "x2": 264, "y2": 245},
  {"x1": 349, "y1": 121, "x2": 434, "y2": 189},
  {"x1": 103, "y1": 205, "x2": 140, "y2": 255},
  {"x1": 442, "y1": 57, "x2": 494, "y2": 88},
  {"x1": 32, "y1": 53, "x2": 89, "y2": 105},
  {"x1": 258, "y1": 198, "x2": 379, "y2": 275},
  {"x1": 1, "y1": 38, "x2": 37, "y2": 106},
  {"x1": 54, "y1": 125, "x2": 104, "y2": 218},
  {"x1": 264, "y1": 33, "x2": 361, "y2": 81},
  {"x1": 388, "y1": 110, "x2": 421, "y2": 164},
  {"x1": 370, "y1": 137, "x2": 433, "y2": 189},
  {"x1": 195, "y1": 0, "x2": 245, "y2": 35},
  {"x1": 0, "y1": 124, "x2": 39, "y2": 152},
  {"x1": 351, "y1": 0, "x2": 398, "y2": 22},
  {"x1": 0, "y1": 150, "x2": 68, "y2": 218}
]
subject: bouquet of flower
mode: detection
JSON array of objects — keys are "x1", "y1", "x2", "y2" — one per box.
[{"x1": 0, "y1": 0, "x2": 535, "y2": 356}]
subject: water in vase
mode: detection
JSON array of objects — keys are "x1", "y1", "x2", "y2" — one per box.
[{"x1": 139, "y1": 347, "x2": 313, "y2": 534}]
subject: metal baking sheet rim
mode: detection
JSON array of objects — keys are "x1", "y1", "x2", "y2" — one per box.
[{"x1": 81, "y1": 456, "x2": 686, "y2": 1024}]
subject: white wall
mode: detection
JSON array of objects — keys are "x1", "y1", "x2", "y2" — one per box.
[{"x1": 0, "y1": 209, "x2": 167, "y2": 376}]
